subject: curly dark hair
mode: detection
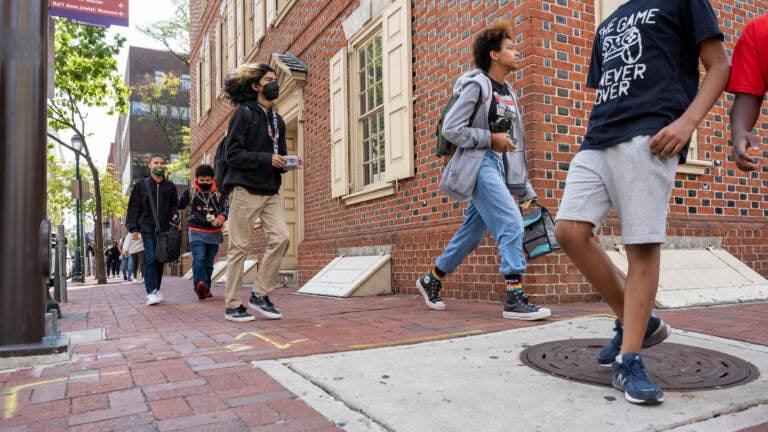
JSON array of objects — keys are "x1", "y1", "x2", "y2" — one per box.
[
  {"x1": 472, "y1": 21, "x2": 514, "y2": 71},
  {"x1": 223, "y1": 63, "x2": 275, "y2": 104}
]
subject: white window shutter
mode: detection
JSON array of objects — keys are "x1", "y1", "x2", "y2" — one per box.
[
  {"x1": 330, "y1": 48, "x2": 349, "y2": 198},
  {"x1": 227, "y1": 0, "x2": 237, "y2": 70},
  {"x1": 236, "y1": 0, "x2": 245, "y2": 63},
  {"x1": 254, "y1": 0, "x2": 264, "y2": 45},
  {"x1": 381, "y1": 0, "x2": 414, "y2": 181},
  {"x1": 266, "y1": 0, "x2": 276, "y2": 26},
  {"x1": 203, "y1": 38, "x2": 211, "y2": 113},
  {"x1": 215, "y1": 24, "x2": 222, "y2": 93}
]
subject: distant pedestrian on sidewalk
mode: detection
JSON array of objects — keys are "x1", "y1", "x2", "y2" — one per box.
[
  {"x1": 416, "y1": 21, "x2": 550, "y2": 321},
  {"x1": 728, "y1": 14, "x2": 768, "y2": 172},
  {"x1": 219, "y1": 63, "x2": 301, "y2": 322},
  {"x1": 554, "y1": 0, "x2": 730, "y2": 405},
  {"x1": 120, "y1": 232, "x2": 134, "y2": 281},
  {"x1": 104, "y1": 240, "x2": 121, "y2": 278},
  {"x1": 178, "y1": 164, "x2": 229, "y2": 300},
  {"x1": 126, "y1": 155, "x2": 180, "y2": 306},
  {"x1": 128, "y1": 233, "x2": 145, "y2": 281}
]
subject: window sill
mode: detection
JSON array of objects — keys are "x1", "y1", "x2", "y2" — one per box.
[
  {"x1": 342, "y1": 182, "x2": 396, "y2": 205},
  {"x1": 677, "y1": 159, "x2": 712, "y2": 175}
]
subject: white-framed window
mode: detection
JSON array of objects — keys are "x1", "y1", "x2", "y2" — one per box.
[
  {"x1": 196, "y1": 34, "x2": 211, "y2": 123},
  {"x1": 154, "y1": 70, "x2": 165, "y2": 85},
  {"x1": 595, "y1": 0, "x2": 623, "y2": 24},
  {"x1": 357, "y1": 34, "x2": 385, "y2": 186},
  {"x1": 181, "y1": 73, "x2": 191, "y2": 90},
  {"x1": 330, "y1": 0, "x2": 414, "y2": 203}
]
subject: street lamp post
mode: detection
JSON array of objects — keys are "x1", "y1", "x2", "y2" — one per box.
[{"x1": 71, "y1": 134, "x2": 85, "y2": 283}]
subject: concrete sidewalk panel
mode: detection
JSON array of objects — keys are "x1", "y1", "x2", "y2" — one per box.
[{"x1": 255, "y1": 317, "x2": 768, "y2": 432}]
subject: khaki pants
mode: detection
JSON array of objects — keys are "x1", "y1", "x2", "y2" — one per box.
[{"x1": 225, "y1": 187, "x2": 290, "y2": 309}]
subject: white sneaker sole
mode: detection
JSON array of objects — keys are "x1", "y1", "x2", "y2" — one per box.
[
  {"x1": 247, "y1": 302, "x2": 283, "y2": 319},
  {"x1": 146, "y1": 298, "x2": 161, "y2": 306},
  {"x1": 225, "y1": 314, "x2": 255, "y2": 322},
  {"x1": 502, "y1": 306, "x2": 551, "y2": 320},
  {"x1": 415, "y1": 280, "x2": 446, "y2": 310}
]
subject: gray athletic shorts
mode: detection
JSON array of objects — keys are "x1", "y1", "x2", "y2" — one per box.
[{"x1": 555, "y1": 135, "x2": 679, "y2": 244}]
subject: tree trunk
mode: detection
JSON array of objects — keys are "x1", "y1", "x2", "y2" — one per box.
[{"x1": 87, "y1": 158, "x2": 107, "y2": 284}]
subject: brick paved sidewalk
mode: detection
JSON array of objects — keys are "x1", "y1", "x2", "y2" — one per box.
[{"x1": 1, "y1": 277, "x2": 766, "y2": 431}]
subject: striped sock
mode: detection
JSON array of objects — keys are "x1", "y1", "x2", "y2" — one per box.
[
  {"x1": 430, "y1": 269, "x2": 444, "y2": 281},
  {"x1": 506, "y1": 280, "x2": 523, "y2": 291}
]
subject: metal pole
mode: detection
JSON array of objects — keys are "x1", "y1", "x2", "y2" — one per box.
[
  {"x1": 72, "y1": 151, "x2": 85, "y2": 282},
  {"x1": 57, "y1": 224, "x2": 67, "y2": 302},
  {"x1": 0, "y1": 0, "x2": 49, "y2": 346}
]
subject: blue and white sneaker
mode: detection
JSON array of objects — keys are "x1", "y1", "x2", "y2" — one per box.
[
  {"x1": 612, "y1": 352, "x2": 664, "y2": 404},
  {"x1": 597, "y1": 315, "x2": 670, "y2": 366}
]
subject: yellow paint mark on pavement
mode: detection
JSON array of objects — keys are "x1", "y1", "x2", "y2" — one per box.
[
  {"x1": 223, "y1": 343, "x2": 253, "y2": 352},
  {"x1": 3, "y1": 370, "x2": 126, "y2": 419},
  {"x1": 234, "y1": 332, "x2": 307, "y2": 350},
  {"x1": 349, "y1": 330, "x2": 483, "y2": 349}
]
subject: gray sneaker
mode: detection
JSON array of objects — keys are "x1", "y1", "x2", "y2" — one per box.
[
  {"x1": 502, "y1": 290, "x2": 551, "y2": 320},
  {"x1": 416, "y1": 273, "x2": 446, "y2": 310},
  {"x1": 225, "y1": 305, "x2": 255, "y2": 322}
]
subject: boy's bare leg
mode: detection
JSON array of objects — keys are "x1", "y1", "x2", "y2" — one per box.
[
  {"x1": 555, "y1": 220, "x2": 626, "y2": 320},
  {"x1": 620, "y1": 243, "x2": 661, "y2": 354}
]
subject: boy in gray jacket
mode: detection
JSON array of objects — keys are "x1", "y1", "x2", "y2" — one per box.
[{"x1": 416, "y1": 21, "x2": 550, "y2": 321}]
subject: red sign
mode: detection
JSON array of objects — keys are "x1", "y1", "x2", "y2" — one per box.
[{"x1": 49, "y1": 0, "x2": 129, "y2": 28}]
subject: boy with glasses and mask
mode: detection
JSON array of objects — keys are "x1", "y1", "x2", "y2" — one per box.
[
  {"x1": 178, "y1": 164, "x2": 229, "y2": 300},
  {"x1": 219, "y1": 63, "x2": 302, "y2": 322}
]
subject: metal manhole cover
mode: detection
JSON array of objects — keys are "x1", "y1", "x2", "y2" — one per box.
[{"x1": 520, "y1": 339, "x2": 759, "y2": 391}]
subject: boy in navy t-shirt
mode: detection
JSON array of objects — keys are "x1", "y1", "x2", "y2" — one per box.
[{"x1": 554, "y1": 0, "x2": 730, "y2": 405}]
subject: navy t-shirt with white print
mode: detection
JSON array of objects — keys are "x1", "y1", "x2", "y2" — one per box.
[{"x1": 582, "y1": 0, "x2": 723, "y2": 161}]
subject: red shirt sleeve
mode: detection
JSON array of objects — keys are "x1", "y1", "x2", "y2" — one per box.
[{"x1": 727, "y1": 15, "x2": 768, "y2": 97}]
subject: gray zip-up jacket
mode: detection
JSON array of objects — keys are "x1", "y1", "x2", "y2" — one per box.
[{"x1": 439, "y1": 68, "x2": 535, "y2": 202}]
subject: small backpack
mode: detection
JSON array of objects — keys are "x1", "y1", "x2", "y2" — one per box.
[
  {"x1": 214, "y1": 106, "x2": 254, "y2": 191},
  {"x1": 435, "y1": 89, "x2": 484, "y2": 159}
]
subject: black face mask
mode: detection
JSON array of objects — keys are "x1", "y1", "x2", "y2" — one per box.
[
  {"x1": 262, "y1": 82, "x2": 280, "y2": 101},
  {"x1": 198, "y1": 182, "x2": 212, "y2": 191}
]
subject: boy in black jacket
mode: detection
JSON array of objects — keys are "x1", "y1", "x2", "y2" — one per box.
[
  {"x1": 219, "y1": 63, "x2": 302, "y2": 322},
  {"x1": 126, "y1": 155, "x2": 179, "y2": 306},
  {"x1": 178, "y1": 164, "x2": 229, "y2": 300}
]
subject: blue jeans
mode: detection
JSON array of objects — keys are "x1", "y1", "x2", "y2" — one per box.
[
  {"x1": 189, "y1": 240, "x2": 219, "y2": 289},
  {"x1": 436, "y1": 151, "x2": 526, "y2": 275},
  {"x1": 142, "y1": 235, "x2": 164, "y2": 294},
  {"x1": 121, "y1": 256, "x2": 132, "y2": 280}
]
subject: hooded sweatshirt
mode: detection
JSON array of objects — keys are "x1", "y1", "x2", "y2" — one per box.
[{"x1": 439, "y1": 68, "x2": 535, "y2": 202}]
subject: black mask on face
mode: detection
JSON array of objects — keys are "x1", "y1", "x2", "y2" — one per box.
[
  {"x1": 262, "y1": 82, "x2": 280, "y2": 101},
  {"x1": 198, "y1": 182, "x2": 212, "y2": 191}
]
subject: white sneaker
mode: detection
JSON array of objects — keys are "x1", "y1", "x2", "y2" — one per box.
[{"x1": 146, "y1": 290, "x2": 163, "y2": 306}]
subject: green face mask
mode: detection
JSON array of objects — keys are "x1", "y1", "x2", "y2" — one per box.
[{"x1": 151, "y1": 169, "x2": 165, "y2": 177}]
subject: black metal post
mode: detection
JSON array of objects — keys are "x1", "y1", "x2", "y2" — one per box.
[
  {"x1": 0, "y1": 0, "x2": 49, "y2": 346},
  {"x1": 72, "y1": 150, "x2": 85, "y2": 282}
]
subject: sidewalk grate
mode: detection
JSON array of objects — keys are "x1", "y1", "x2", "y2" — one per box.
[{"x1": 520, "y1": 339, "x2": 760, "y2": 391}]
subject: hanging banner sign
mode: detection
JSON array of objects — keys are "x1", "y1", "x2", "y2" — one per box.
[{"x1": 49, "y1": 0, "x2": 129, "y2": 28}]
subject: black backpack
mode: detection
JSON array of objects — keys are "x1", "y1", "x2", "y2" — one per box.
[
  {"x1": 435, "y1": 88, "x2": 483, "y2": 158},
  {"x1": 214, "y1": 106, "x2": 254, "y2": 192}
]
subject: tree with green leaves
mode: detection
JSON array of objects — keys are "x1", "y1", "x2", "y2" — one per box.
[
  {"x1": 137, "y1": 0, "x2": 190, "y2": 66},
  {"x1": 47, "y1": 18, "x2": 130, "y2": 284},
  {"x1": 47, "y1": 148, "x2": 128, "y2": 240}
]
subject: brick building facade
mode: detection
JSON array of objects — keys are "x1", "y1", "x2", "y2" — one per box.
[{"x1": 189, "y1": 0, "x2": 768, "y2": 304}]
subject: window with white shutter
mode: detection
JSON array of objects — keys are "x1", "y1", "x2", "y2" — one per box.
[{"x1": 329, "y1": 0, "x2": 413, "y2": 204}]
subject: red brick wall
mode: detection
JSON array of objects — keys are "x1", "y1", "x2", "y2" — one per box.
[{"x1": 190, "y1": 1, "x2": 768, "y2": 303}]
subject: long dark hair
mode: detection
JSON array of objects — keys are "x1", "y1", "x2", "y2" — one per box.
[{"x1": 223, "y1": 62, "x2": 275, "y2": 104}]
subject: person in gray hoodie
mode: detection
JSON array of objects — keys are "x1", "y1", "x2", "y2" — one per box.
[{"x1": 416, "y1": 21, "x2": 550, "y2": 320}]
